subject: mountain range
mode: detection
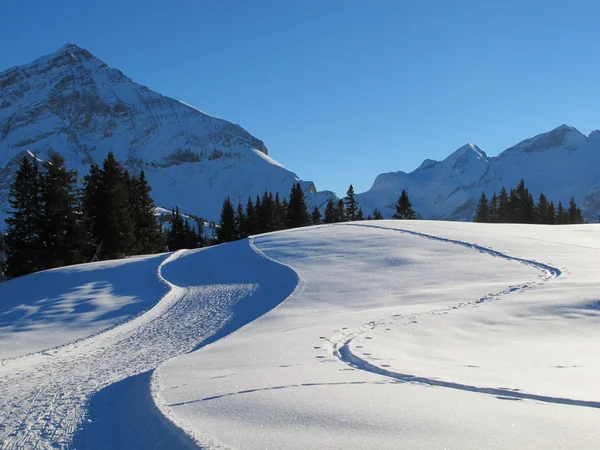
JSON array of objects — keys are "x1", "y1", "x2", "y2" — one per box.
[
  {"x1": 0, "y1": 44, "x2": 598, "y2": 225},
  {"x1": 357, "y1": 125, "x2": 600, "y2": 221}
]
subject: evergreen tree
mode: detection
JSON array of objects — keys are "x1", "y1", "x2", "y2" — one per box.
[
  {"x1": 372, "y1": 209, "x2": 384, "y2": 220},
  {"x1": 311, "y1": 206, "x2": 322, "y2": 225},
  {"x1": 286, "y1": 183, "x2": 310, "y2": 228},
  {"x1": 473, "y1": 192, "x2": 490, "y2": 223},
  {"x1": 512, "y1": 179, "x2": 535, "y2": 223},
  {"x1": 567, "y1": 197, "x2": 584, "y2": 224},
  {"x1": 5, "y1": 156, "x2": 43, "y2": 278},
  {"x1": 334, "y1": 199, "x2": 347, "y2": 222},
  {"x1": 393, "y1": 189, "x2": 417, "y2": 219},
  {"x1": 133, "y1": 170, "x2": 164, "y2": 254},
  {"x1": 535, "y1": 193, "x2": 552, "y2": 224},
  {"x1": 167, "y1": 207, "x2": 186, "y2": 250},
  {"x1": 218, "y1": 197, "x2": 237, "y2": 243},
  {"x1": 556, "y1": 201, "x2": 568, "y2": 224},
  {"x1": 273, "y1": 193, "x2": 286, "y2": 230},
  {"x1": 356, "y1": 207, "x2": 365, "y2": 221},
  {"x1": 344, "y1": 184, "x2": 358, "y2": 221},
  {"x1": 324, "y1": 199, "x2": 336, "y2": 224},
  {"x1": 38, "y1": 153, "x2": 86, "y2": 269},
  {"x1": 83, "y1": 153, "x2": 136, "y2": 260},
  {"x1": 488, "y1": 193, "x2": 499, "y2": 223},
  {"x1": 235, "y1": 202, "x2": 247, "y2": 238},
  {"x1": 245, "y1": 197, "x2": 258, "y2": 235},
  {"x1": 82, "y1": 163, "x2": 103, "y2": 259},
  {"x1": 0, "y1": 232, "x2": 7, "y2": 282},
  {"x1": 258, "y1": 191, "x2": 276, "y2": 233},
  {"x1": 546, "y1": 201, "x2": 556, "y2": 225},
  {"x1": 497, "y1": 187, "x2": 510, "y2": 223},
  {"x1": 254, "y1": 195, "x2": 263, "y2": 232}
]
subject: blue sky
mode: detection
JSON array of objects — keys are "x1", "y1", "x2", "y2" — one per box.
[{"x1": 2, "y1": 0, "x2": 599, "y2": 196}]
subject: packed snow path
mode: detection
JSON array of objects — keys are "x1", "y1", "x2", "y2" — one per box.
[
  {"x1": 0, "y1": 240, "x2": 296, "y2": 449},
  {"x1": 156, "y1": 222, "x2": 600, "y2": 449}
]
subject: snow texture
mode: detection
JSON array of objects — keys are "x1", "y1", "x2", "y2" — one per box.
[{"x1": 1, "y1": 221, "x2": 600, "y2": 449}]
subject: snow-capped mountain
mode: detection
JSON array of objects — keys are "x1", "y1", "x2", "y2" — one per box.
[
  {"x1": 0, "y1": 43, "x2": 332, "y2": 226},
  {"x1": 357, "y1": 125, "x2": 600, "y2": 221}
]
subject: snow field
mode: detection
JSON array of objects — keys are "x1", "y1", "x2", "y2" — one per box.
[
  {"x1": 154, "y1": 222, "x2": 600, "y2": 448},
  {"x1": 0, "y1": 241, "x2": 294, "y2": 449},
  {"x1": 1, "y1": 221, "x2": 599, "y2": 448}
]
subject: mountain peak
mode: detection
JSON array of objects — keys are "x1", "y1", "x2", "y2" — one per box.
[
  {"x1": 445, "y1": 142, "x2": 487, "y2": 162},
  {"x1": 500, "y1": 124, "x2": 587, "y2": 156}
]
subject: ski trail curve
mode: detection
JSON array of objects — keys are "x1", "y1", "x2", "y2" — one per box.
[
  {"x1": 1, "y1": 241, "x2": 284, "y2": 450},
  {"x1": 330, "y1": 223, "x2": 581, "y2": 408}
]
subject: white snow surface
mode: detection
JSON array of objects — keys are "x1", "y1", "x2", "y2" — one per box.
[
  {"x1": 0, "y1": 221, "x2": 599, "y2": 449},
  {"x1": 155, "y1": 221, "x2": 600, "y2": 449}
]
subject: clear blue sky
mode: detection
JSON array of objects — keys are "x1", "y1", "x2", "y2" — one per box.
[{"x1": 2, "y1": 0, "x2": 599, "y2": 196}]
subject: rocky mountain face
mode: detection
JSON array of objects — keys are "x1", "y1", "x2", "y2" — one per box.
[
  {"x1": 357, "y1": 125, "x2": 600, "y2": 222},
  {"x1": 0, "y1": 43, "x2": 332, "y2": 226}
]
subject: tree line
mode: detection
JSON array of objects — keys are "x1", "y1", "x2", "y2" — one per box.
[
  {"x1": 2, "y1": 152, "x2": 203, "y2": 280},
  {"x1": 473, "y1": 179, "x2": 584, "y2": 224},
  {"x1": 217, "y1": 184, "x2": 419, "y2": 243}
]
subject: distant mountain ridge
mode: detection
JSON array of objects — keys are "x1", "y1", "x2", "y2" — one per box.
[
  {"x1": 357, "y1": 124, "x2": 600, "y2": 221},
  {"x1": 0, "y1": 43, "x2": 333, "y2": 227}
]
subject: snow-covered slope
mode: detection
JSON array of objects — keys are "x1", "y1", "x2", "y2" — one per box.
[
  {"x1": 0, "y1": 43, "x2": 332, "y2": 226},
  {"x1": 1, "y1": 222, "x2": 600, "y2": 448},
  {"x1": 357, "y1": 125, "x2": 600, "y2": 221}
]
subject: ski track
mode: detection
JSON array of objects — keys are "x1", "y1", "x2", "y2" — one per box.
[
  {"x1": 326, "y1": 223, "x2": 577, "y2": 407},
  {"x1": 0, "y1": 223, "x2": 584, "y2": 448},
  {"x1": 0, "y1": 249, "x2": 255, "y2": 450}
]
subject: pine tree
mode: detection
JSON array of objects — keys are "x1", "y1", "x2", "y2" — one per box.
[
  {"x1": 393, "y1": 190, "x2": 417, "y2": 219},
  {"x1": 0, "y1": 232, "x2": 7, "y2": 282},
  {"x1": 218, "y1": 197, "x2": 237, "y2": 243},
  {"x1": 133, "y1": 170, "x2": 164, "y2": 254},
  {"x1": 473, "y1": 192, "x2": 490, "y2": 223},
  {"x1": 99, "y1": 153, "x2": 136, "y2": 259},
  {"x1": 546, "y1": 201, "x2": 556, "y2": 225},
  {"x1": 556, "y1": 201, "x2": 568, "y2": 224},
  {"x1": 167, "y1": 207, "x2": 186, "y2": 250},
  {"x1": 324, "y1": 199, "x2": 336, "y2": 224},
  {"x1": 258, "y1": 191, "x2": 276, "y2": 233},
  {"x1": 5, "y1": 156, "x2": 43, "y2": 278},
  {"x1": 311, "y1": 206, "x2": 322, "y2": 225},
  {"x1": 254, "y1": 195, "x2": 263, "y2": 233},
  {"x1": 82, "y1": 163, "x2": 103, "y2": 259},
  {"x1": 334, "y1": 199, "x2": 347, "y2": 222},
  {"x1": 38, "y1": 153, "x2": 86, "y2": 269},
  {"x1": 356, "y1": 208, "x2": 365, "y2": 221},
  {"x1": 246, "y1": 197, "x2": 258, "y2": 235},
  {"x1": 286, "y1": 183, "x2": 310, "y2": 228},
  {"x1": 512, "y1": 179, "x2": 534, "y2": 223},
  {"x1": 567, "y1": 197, "x2": 584, "y2": 224},
  {"x1": 235, "y1": 202, "x2": 247, "y2": 238},
  {"x1": 488, "y1": 193, "x2": 499, "y2": 223},
  {"x1": 497, "y1": 187, "x2": 510, "y2": 223},
  {"x1": 273, "y1": 193, "x2": 286, "y2": 230},
  {"x1": 535, "y1": 193, "x2": 551, "y2": 224},
  {"x1": 372, "y1": 209, "x2": 384, "y2": 220},
  {"x1": 344, "y1": 184, "x2": 358, "y2": 221}
]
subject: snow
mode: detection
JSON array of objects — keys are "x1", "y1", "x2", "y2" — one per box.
[
  {"x1": 1, "y1": 221, "x2": 600, "y2": 448},
  {"x1": 155, "y1": 222, "x2": 600, "y2": 448},
  {"x1": 0, "y1": 44, "x2": 333, "y2": 226},
  {"x1": 356, "y1": 125, "x2": 600, "y2": 221}
]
